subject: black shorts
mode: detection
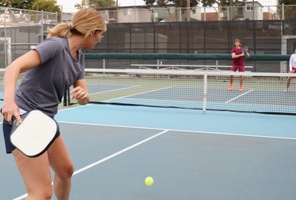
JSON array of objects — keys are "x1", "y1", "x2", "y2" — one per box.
[{"x1": 2, "y1": 118, "x2": 60, "y2": 154}]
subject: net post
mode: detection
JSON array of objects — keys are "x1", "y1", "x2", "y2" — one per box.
[
  {"x1": 103, "y1": 59, "x2": 106, "y2": 76},
  {"x1": 202, "y1": 73, "x2": 208, "y2": 113},
  {"x1": 67, "y1": 88, "x2": 71, "y2": 106},
  {"x1": 63, "y1": 86, "x2": 71, "y2": 106},
  {"x1": 157, "y1": 60, "x2": 161, "y2": 78},
  {"x1": 215, "y1": 60, "x2": 219, "y2": 79},
  {"x1": 63, "y1": 87, "x2": 68, "y2": 106}
]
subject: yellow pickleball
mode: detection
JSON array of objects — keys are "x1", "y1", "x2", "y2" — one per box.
[{"x1": 145, "y1": 176, "x2": 154, "y2": 186}]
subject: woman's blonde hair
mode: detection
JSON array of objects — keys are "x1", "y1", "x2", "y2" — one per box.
[{"x1": 47, "y1": 8, "x2": 106, "y2": 38}]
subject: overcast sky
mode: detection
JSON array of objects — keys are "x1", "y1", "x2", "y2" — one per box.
[{"x1": 57, "y1": 0, "x2": 278, "y2": 13}]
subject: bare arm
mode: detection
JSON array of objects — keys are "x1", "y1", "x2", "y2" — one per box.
[
  {"x1": 71, "y1": 79, "x2": 90, "y2": 105},
  {"x1": 2, "y1": 50, "x2": 41, "y2": 123}
]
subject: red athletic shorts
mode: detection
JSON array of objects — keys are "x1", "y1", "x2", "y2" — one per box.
[{"x1": 231, "y1": 65, "x2": 245, "y2": 72}]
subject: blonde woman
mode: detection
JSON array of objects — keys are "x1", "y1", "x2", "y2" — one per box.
[{"x1": 2, "y1": 8, "x2": 106, "y2": 199}]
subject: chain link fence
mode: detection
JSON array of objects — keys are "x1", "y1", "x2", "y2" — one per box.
[
  {"x1": 0, "y1": 7, "x2": 57, "y2": 68},
  {"x1": 86, "y1": 19, "x2": 296, "y2": 73},
  {"x1": 1, "y1": 5, "x2": 296, "y2": 73}
]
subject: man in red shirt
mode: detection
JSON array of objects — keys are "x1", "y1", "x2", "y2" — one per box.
[{"x1": 229, "y1": 39, "x2": 250, "y2": 92}]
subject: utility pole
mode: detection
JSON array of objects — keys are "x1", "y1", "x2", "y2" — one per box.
[
  {"x1": 229, "y1": 0, "x2": 232, "y2": 20},
  {"x1": 252, "y1": 0, "x2": 255, "y2": 20},
  {"x1": 84, "y1": 0, "x2": 90, "y2": 8},
  {"x1": 116, "y1": 0, "x2": 119, "y2": 22},
  {"x1": 186, "y1": 0, "x2": 190, "y2": 21}
]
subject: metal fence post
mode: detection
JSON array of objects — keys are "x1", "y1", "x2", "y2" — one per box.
[
  {"x1": 41, "y1": 10, "x2": 44, "y2": 43},
  {"x1": 4, "y1": 8, "x2": 7, "y2": 67},
  {"x1": 282, "y1": 3, "x2": 284, "y2": 20}
]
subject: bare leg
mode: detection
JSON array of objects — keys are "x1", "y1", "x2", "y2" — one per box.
[
  {"x1": 229, "y1": 75, "x2": 234, "y2": 90},
  {"x1": 48, "y1": 136, "x2": 74, "y2": 200},
  {"x1": 13, "y1": 149, "x2": 52, "y2": 200},
  {"x1": 286, "y1": 77, "x2": 292, "y2": 91},
  {"x1": 238, "y1": 75, "x2": 244, "y2": 91},
  {"x1": 239, "y1": 75, "x2": 244, "y2": 87}
]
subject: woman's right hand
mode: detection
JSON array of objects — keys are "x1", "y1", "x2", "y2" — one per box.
[{"x1": 1, "y1": 101, "x2": 22, "y2": 124}]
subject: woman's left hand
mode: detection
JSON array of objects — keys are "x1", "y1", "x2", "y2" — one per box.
[{"x1": 70, "y1": 86, "x2": 90, "y2": 104}]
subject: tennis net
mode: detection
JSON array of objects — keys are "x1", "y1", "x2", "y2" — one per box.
[{"x1": 65, "y1": 69, "x2": 296, "y2": 115}]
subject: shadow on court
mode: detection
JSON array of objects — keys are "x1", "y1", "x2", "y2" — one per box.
[{"x1": 0, "y1": 104, "x2": 296, "y2": 200}]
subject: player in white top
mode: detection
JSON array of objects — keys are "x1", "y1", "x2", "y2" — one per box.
[{"x1": 286, "y1": 48, "x2": 296, "y2": 91}]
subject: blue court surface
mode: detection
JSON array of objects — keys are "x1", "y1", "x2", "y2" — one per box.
[{"x1": 0, "y1": 104, "x2": 296, "y2": 200}]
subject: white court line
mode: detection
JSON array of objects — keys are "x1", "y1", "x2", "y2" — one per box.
[
  {"x1": 225, "y1": 89, "x2": 254, "y2": 104},
  {"x1": 12, "y1": 129, "x2": 169, "y2": 200},
  {"x1": 58, "y1": 121, "x2": 296, "y2": 141},
  {"x1": 74, "y1": 129, "x2": 168, "y2": 175},
  {"x1": 88, "y1": 84, "x2": 141, "y2": 96},
  {"x1": 106, "y1": 86, "x2": 174, "y2": 102}
]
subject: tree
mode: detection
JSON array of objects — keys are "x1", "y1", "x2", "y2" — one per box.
[
  {"x1": 278, "y1": 0, "x2": 296, "y2": 20},
  {"x1": 31, "y1": 0, "x2": 61, "y2": 12},
  {"x1": 0, "y1": 0, "x2": 32, "y2": 9},
  {"x1": 143, "y1": 0, "x2": 245, "y2": 9},
  {"x1": 143, "y1": 0, "x2": 199, "y2": 21},
  {"x1": 201, "y1": 0, "x2": 245, "y2": 7},
  {"x1": 75, "y1": 0, "x2": 115, "y2": 9},
  {"x1": 0, "y1": 0, "x2": 60, "y2": 12},
  {"x1": 143, "y1": 0, "x2": 246, "y2": 21}
]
